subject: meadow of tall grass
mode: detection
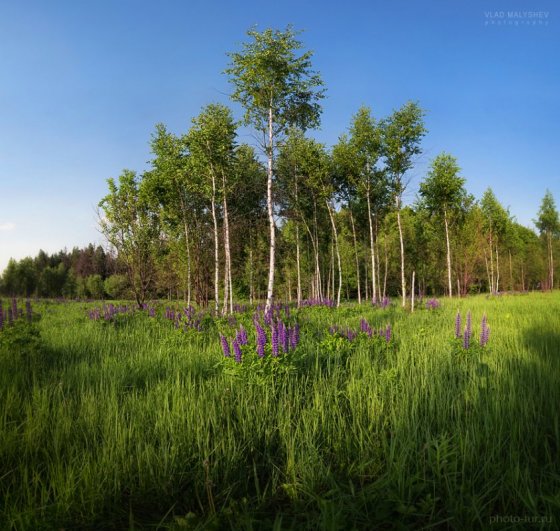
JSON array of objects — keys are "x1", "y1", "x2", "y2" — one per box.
[{"x1": 0, "y1": 293, "x2": 559, "y2": 530}]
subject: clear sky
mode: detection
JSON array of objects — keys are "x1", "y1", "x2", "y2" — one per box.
[{"x1": 1, "y1": 0, "x2": 558, "y2": 272}]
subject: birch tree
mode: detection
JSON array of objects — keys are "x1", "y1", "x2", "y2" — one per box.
[
  {"x1": 535, "y1": 190, "x2": 559, "y2": 290},
  {"x1": 333, "y1": 107, "x2": 387, "y2": 302},
  {"x1": 419, "y1": 153, "x2": 466, "y2": 297},
  {"x1": 187, "y1": 104, "x2": 236, "y2": 313},
  {"x1": 225, "y1": 26, "x2": 325, "y2": 312},
  {"x1": 381, "y1": 102, "x2": 426, "y2": 307}
]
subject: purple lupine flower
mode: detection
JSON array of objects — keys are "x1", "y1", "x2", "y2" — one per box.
[
  {"x1": 233, "y1": 339, "x2": 242, "y2": 363},
  {"x1": 256, "y1": 323, "x2": 266, "y2": 358},
  {"x1": 149, "y1": 306, "x2": 156, "y2": 317},
  {"x1": 271, "y1": 323, "x2": 279, "y2": 357},
  {"x1": 484, "y1": 326, "x2": 490, "y2": 346},
  {"x1": 360, "y1": 318, "x2": 372, "y2": 337},
  {"x1": 466, "y1": 311, "x2": 472, "y2": 340},
  {"x1": 282, "y1": 322, "x2": 289, "y2": 353},
  {"x1": 463, "y1": 313, "x2": 472, "y2": 349},
  {"x1": 379, "y1": 297, "x2": 390, "y2": 309},
  {"x1": 463, "y1": 327, "x2": 470, "y2": 349},
  {"x1": 236, "y1": 325, "x2": 248, "y2": 345},
  {"x1": 455, "y1": 311, "x2": 462, "y2": 339},
  {"x1": 426, "y1": 298, "x2": 440, "y2": 310},
  {"x1": 290, "y1": 323, "x2": 300, "y2": 350},
  {"x1": 277, "y1": 321, "x2": 285, "y2": 353},
  {"x1": 346, "y1": 329, "x2": 357, "y2": 341},
  {"x1": 480, "y1": 315, "x2": 490, "y2": 347},
  {"x1": 220, "y1": 335, "x2": 231, "y2": 357},
  {"x1": 385, "y1": 324, "x2": 391, "y2": 343}
]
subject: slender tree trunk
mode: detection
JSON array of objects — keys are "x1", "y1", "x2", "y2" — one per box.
[
  {"x1": 228, "y1": 258, "x2": 233, "y2": 312},
  {"x1": 548, "y1": 232, "x2": 554, "y2": 289},
  {"x1": 509, "y1": 250, "x2": 513, "y2": 291},
  {"x1": 366, "y1": 188, "x2": 377, "y2": 302},
  {"x1": 265, "y1": 106, "x2": 275, "y2": 313},
  {"x1": 396, "y1": 195, "x2": 406, "y2": 307},
  {"x1": 296, "y1": 224, "x2": 302, "y2": 306},
  {"x1": 222, "y1": 174, "x2": 232, "y2": 314},
  {"x1": 349, "y1": 210, "x2": 361, "y2": 304},
  {"x1": 211, "y1": 173, "x2": 219, "y2": 313},
  {"x1": 444, "y1": 209, "x2": 452, "y2": 298},
  {"x1": 294, "y1": 174, "x2": 302, "y2": 306},
  {"x1": 495, "y1": 240, "x2": 500, "y2": 293},
  {"x1": 312, "y1": 201, "x2": 322, "y2": 300},
  {"x1": 484, "y1": 249, "x2": 491, "y2": 293},
  {"x1": 364, "y1": 258, "x2": 369, "y2": 301},
  {"x1": 326, "y1": 200, "x2": 342, "y2": 307},
  {"x1": 178, "y1": 193, "x2": 192, "y2": 307},
  {"x1": 287, "y1": 273, "x2": 292, "y2": 302},
  {"x1": 488, "y1": 231, "x2": 494, "y2": 294},
  {"x1": 249, "y1": 247, "x2": 254, "y2": 305},
  {"x1": 383, "y1": 236, "x2": 388, "y2": 299},
  {"x1": 375, "y1": 219, "x2": 381, "y2": 302},
  {"x1": 301, "y1": 215, "x2": 321, "y2": 302},
  {"x1": 411, "y1": 270, "x2": 415, "y2": 312}
]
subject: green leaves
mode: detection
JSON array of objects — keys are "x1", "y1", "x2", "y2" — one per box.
[
  {"x1": 419, "y1": 153, "x2": 466, "y2": 217},
  {"x1": 535, "y1": 190, "x2": 560, "y2": 237},
  {"x1": 225, "y1": 26, "x2": 325, "y2": 137},
  {"x1": 381, "y1": 101, "x2": 427, "y2": 195}
]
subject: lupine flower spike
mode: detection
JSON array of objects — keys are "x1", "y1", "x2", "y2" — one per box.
[
  {"x1": 220, "y1": 335, "x2": 231, "y2": 357},
  {"x1": 233, "y1": 339, "x2": 242, "y2": 363},
  {"x1": 455, "y1": 311, "x2": 462, "y2": 339}
]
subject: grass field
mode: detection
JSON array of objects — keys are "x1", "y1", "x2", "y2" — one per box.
[{"x1": 1, "y1": 293, "x2": 559, "y2": 530}]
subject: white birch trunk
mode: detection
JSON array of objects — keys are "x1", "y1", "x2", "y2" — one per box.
[
  {"x1": 396, "y1": 195, "x2": 406, "y2": 307},
  {"x1": 349, "y1": 210, "x2": 361, "y2": 304},
  {"x1": 265, "y1": 106, "x2": 276, "y2": 313},
  {"x1": 211, "y1": 173, "x2": 219, "y2": 313},
  {"x1": 411, "y1": 270, "x2": 415, "y2": 312},
  {"x1": 444, "y1": 209, "x2": 452, "y2": 298},
  {"x1": 326, "y1": 200, "x2": 342, "y2": 307},
  {"x1": 221, "y1": 171, "x2": 233, "y2": 314},
  {"x1": 366, "y1": 187, "x2": 377, "y2": 302}
]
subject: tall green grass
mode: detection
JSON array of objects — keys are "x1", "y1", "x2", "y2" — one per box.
[{"x1": 1, "y1": 294, "x2": 559, "y2": 529}]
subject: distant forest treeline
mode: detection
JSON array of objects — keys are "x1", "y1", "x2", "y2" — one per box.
[
  {"x1": 0, "y1": 245, "x2": 125, "y2": 299},
  {"x1": 0, "y1": 187, "x2": 557, "y2": 302}
]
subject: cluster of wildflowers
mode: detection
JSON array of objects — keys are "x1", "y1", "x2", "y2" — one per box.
[
  {"x1": 299, "y1": 298, "x2": 335, "y2": 308},
  {"x1": 425, "y1": 298, "x2": 441, "y2": 310},
  {"x1": 88, "y1": 304, "x2": 132, "y2": 321},
  {"x1": 480, "y1": 314, "x2": 490, "y2": 347},
  {"x1": 372, "y1": 297, "x2": 391, "y2": 309},
  {"x1": 454, "y1": 311, "x2": 490, "y2": 349},
  {"x1": 220, "y1": 314, "x2": 300, "y2": 363},
  {"x1": 0, "y1": 298, "x2": 34, "y2": 331},
  {"x1": 330, "y1": 319, "x2": 392, "y2": 343},
  {"x1": 163, "y1": 305, "x2": 204, "y2": 331}
]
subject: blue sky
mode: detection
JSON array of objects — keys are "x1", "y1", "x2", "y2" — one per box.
[{"x1": 0, "y1": 0, "x2": 558, "y2": 272}]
